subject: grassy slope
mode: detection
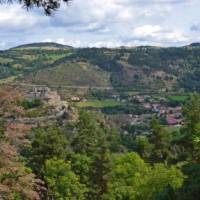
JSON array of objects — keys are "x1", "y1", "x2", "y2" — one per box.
[
  {"x1": 77, "y1": 100, "x2": 123, "y2": 108},
  {"x1": 27, "y1": 61, "x2": 111, "y2": 87},
  {"x1": 0, "y1": 48, "x2": 72, "y2": 79}
]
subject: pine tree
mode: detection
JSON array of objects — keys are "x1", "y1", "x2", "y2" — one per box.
[
  {"x1": 89, "y1": 135, "x2": 110, "y2": 200},
  {"x1": 149, "y1": 116, "x2": 170, "y2": 162}
]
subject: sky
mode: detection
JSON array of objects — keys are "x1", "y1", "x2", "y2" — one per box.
[{"x1": 0, "y1": 0, "x2": 200, "y2": 49}]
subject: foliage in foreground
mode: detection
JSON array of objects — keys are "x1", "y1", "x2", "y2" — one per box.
[{"x1": 0, "y1": 87, "x2": 200, "y2": 199}]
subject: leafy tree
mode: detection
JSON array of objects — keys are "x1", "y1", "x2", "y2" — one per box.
[
  {"x1": 155, "y1": 186, "x2": 177, "y2": 200},
  {"x1": 135, "y1": 136, "x2": 153, "y2": 160},
  {"x1": 107, "y1": 152, "x2": 184, "y2": 200},
  {"x1": 30, "y1": 127, "x2": 69, "y2": 174},
  {"x1": 177, "y1": 163, "x2": 200, "y2": 200},
  {"x1": 43, "y1": 158, "x2": 87, "y2": 200},
  {"x1": 141, "y1": 164, "x2": 184, "y2": 200},
  {"x1": 1, "y1": 0, "x2": 71, "y2": 15},
  {"x1": 107, "y1": 152, "x2": 149, "y2": 200},
  {"x1": 70, "y1": 153, "x2": 92, "y2": 187},
  {"x1": 21, "y1": 99, "x2": 43, "y2": 110},
  {"x1": 192, "y1": 123, "x2": 200, "y2": 161}
]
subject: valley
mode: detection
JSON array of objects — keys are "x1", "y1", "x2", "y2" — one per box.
[
  {"x1": 0, "y1": 42, "x2": 199, "y2": 200},
  {"x1": 1, "y1": 42, "x2": 198, "y2": 134},
  {"x1": 1, "y1": 1, "x2": 200, "y2": 199}
]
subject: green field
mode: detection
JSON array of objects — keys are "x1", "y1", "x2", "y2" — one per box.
[
  {"x1": 168, "y1": 95, "x2": 189, "y2": 103},
  {"x1": 77, "y1": 100, "x2": 123, "y2": 108},
  {"x1": 164, "y1": 126, "x2": 181, "y2": 133}
]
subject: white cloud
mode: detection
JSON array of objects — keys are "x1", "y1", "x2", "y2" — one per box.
[
  {"x1": 0, "y1": 0, "x2": 200, "y2": 48},
  {"x1": 0, "y1": 4, "x2": 48, "y2": 30},
  {"x1": 133, "y1": 25, "x2": 163, "y2": 37},
  {"x1": 56, "y1": 38, "x2": 124, "y2": 48},
  {"x1": 131, "y1": 24, "x2": 190, "y2": 44},
  {"x1": 0, "y1": 41, "x2": 6, "y2": 48},
  {"x1": 162, "y1": 31, "x2": 189, "y2": 42},
  {"x1": 43, "y1": 38, "x2": 53, "y2": 43}
]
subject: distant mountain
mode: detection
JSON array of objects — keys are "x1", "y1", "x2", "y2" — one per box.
[
  {"x1": 1, "y1": 42, "x2": 200, "y2": 93},
  {"x1": 12, "y1": 42, "x2": 73, "y2": 50},
  {"x1": 188, "y1": 42, "x2": 200, "y2": 47}
]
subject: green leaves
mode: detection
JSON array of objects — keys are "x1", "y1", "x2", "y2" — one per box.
[
  {"x1": 44, "y1": 158, "x2": 87, "y2": 200},
  {"x1": 30, "y1": 127, "x2": 69, "y2": 174},
  {"x1": 149, "y1": 117, "x2": 171, "y2": 163},
  {"x1": 107, "y1": 153, "x2": 184, "y2": 200},
  {"x1": 181, "y1": 94, "x2": 200, "y2": 161}
]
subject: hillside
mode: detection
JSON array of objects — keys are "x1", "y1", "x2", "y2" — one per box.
[
  {"x1": 12, "y1": 42, "x2": 73, "y2": 50},
  {"x1": 1, "y1": 43, "x2": 200, "y2": 200},
  {"x1": 1, "y1": 43, "x2": 200, "y2": 92},
  {"x1": 28, "y1": 61, "x2": 111, "y2": 87}
]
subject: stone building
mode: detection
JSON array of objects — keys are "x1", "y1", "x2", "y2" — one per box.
[{"x1": 28, "y1": 87, "x2": 68, "y2": 110}]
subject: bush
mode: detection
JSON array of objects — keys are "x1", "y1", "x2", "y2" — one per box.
[{"x1": 21, "y1": 99, "x2": 43, "y2": 109}]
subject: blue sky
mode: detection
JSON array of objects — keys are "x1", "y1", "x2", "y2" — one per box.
[{"x1": 0, "y1": 0, "x2": 200, "y2": 49}]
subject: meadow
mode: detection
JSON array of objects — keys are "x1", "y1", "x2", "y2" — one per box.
[{"x1": 76, "y1": 100, "x2": 123, "y2": 108}]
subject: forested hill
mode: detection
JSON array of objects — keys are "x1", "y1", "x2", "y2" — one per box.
[
  {"x1": 1, "y1": 42, "x2": 200, "y2": 92},
  {"x1": 11, "y1": 42, "x2": 73, "y2": 50}
]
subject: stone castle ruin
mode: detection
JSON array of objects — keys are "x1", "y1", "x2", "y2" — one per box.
[
  {"x1": 32, "y1": 87, "x2": 60, "y2": 106},
  {"x1": 29, "y1": 86, "x2": 68, "y2": 111}
]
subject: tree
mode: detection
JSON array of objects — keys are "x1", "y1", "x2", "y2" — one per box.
[
  {"x1": 141, "y1": 164, "x2": 184, "y2": 200},
  {"x1": 0, "y1": 87, "x2": 41, "y2": 200},
  {"x1": 70, "y1": 153, "x2": 92, "y2": 187},
  {"x1": 107, "y1": 152, "x2": 184, "y2": 200},
  {"x1": 72, "y1": 111, "x2": 96, "y2": 156},
  {"x1": 0, "y1": 0, "x2": 72, "y2": 15},
  {"x1": 177, "y1": 163, "x2": 200, "y2": 200},
  {"x1": 183, "y1": 94, "x2": 200, "y2": 134},
  {"x1": 88, "y1": 135, "x2": 111, "y2": 200},
  {"x1": 149, "y1": 116, "x2": 171, "y2": 163},
  {"x1": 72, "y1": 111, "x2": 112, "y2": 200},
  {"x1": 181, "y1": 94, "x2": 200, "y2": 161},
  {"x1": 43, "y1": 158, "x2": 87, "y2": 200},
  {"x1": 72, "y1": 111, "x2": 104, "y2": 156},
  {"x1": 30, "y1": 127, "x2": 69, "y2": 174},
  {"x1": 135, "y1": 135, "x2": 153, "y2": 161},
  {"x1": 0, "y1": 141, "x2": 40, "y2": 200},
  {"x1": 168, "y1": 95, "x2": 200, "y2": 199}
]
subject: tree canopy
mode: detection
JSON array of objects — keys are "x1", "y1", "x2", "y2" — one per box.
[{"x1": 1, "y1": 87, "x2": 200, "y2": 199}]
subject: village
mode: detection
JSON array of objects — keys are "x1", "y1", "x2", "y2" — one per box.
[
  {"x1": 15, "y1": 85, "x2": 185, "y2": 137},
  {"x1": 67, "y1": 90, "x2": 185, "y2": 133}
]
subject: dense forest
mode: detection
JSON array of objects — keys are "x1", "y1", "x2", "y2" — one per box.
[{"x1": 0, "y1": 86, "x2": 200, "y2": 199}]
